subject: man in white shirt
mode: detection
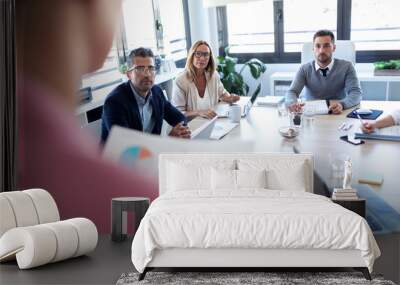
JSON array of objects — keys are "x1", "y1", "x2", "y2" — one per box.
[{"x1": 361, "y1": 109, "x2": 400, "y2": 133}]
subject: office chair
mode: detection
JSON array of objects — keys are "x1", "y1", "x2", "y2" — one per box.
[{"x1": 301, "y1": 40, "x2": 356, "y2": 65}]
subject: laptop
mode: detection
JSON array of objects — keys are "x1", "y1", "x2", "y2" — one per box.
[
  {"x1": 215, "y1": 89, "x2": 260, "y2": 118},
  {"x1": 189, "y1": 116, "x2": 218, "y2": 140}
]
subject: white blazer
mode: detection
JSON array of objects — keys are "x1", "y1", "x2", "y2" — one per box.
[{"x1": 172, "y1": 70, "x2": 228, "y2": 112}]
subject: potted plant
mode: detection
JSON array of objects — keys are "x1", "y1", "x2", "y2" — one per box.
[
  {"x1": 217, "y1": 47, "x2": 266, "y2": 96},
  {"x1": 373, "y1": 59, "x2": 400, "y2": 76}
]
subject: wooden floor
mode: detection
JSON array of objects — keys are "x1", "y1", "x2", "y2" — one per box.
[{"x1": 0, "y1": 235, "x2": 133, "y2": 285}]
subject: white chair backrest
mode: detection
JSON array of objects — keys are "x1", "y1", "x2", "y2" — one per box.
[
  {"x1": 0, "y1": 189, "x2": 60, "y2": 237},
  {"x1": 159, "y1": 153, "x2": 314, "y2": 195},
  {"x1": 82, "y1": 119, "x2": 102, "y2": 142},
  {"x1": 301, "y1": 40, "x2": 356, "y2": 65}
]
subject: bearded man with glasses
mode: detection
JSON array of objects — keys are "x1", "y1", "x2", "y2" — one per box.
[{"x1": 101, "y1": 47, "x2": 190, "y2": 143}]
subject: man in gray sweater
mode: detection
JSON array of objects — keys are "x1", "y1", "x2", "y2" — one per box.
[{"x1": 286, "y1": 30, "x2": 362, "y2": 114}]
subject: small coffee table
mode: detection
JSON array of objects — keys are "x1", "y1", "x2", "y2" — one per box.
[{"x1": 111, "y1": 197, "x2": 150, "y2": 242}]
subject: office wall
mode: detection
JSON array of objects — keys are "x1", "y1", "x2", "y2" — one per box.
[{"x1": 187, "y1": 0, "x2": 219, "y2": 53}]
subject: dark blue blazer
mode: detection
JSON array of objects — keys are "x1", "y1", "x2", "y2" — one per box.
[{"x1": 101, "y1": 81, "x2": 185, "y2": 143}]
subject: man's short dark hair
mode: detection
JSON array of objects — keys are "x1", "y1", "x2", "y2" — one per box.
[
  {"x1": 313, "y1": 30, "x2": 335, "y2": 43},
  {"x1": 128, "y1": 47, "x2": 154, "y2": 68}
]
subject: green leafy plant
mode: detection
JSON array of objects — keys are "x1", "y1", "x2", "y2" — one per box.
[
  {"x1": 119, "y1": 63, "x2": 128, "y2": 74},
  {"x1": 217, "y1": 47, "x2": 266, "y2": 96},
  {"x1": 374, "y1": 59, "x2": 400, "y2": 70}
]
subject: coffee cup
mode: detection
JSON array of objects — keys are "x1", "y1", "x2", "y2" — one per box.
[{"x1": 227, "y1": 104, "x2": 241, "y2": 123}]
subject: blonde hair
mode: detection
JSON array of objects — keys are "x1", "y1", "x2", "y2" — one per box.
[{"x1": 185, "y1": 40, "x2": 215, "y2": 81}]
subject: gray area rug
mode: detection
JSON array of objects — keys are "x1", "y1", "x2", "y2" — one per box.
[{"x1": 116, "y1": 271, "x2": 396, "y2": 285}]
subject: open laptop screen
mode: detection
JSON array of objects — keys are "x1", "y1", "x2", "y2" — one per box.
[{"x1": 189, "y1": 116, "x2": 218, "y2": 139}]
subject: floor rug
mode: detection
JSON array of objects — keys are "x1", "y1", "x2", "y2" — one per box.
[{"x1": 116, "y1": 271, "x2": 396, "y2": 285}]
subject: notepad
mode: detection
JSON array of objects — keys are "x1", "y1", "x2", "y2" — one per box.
[
  {"x1": 303, "y1": 100, "x2": 329, "y2": 115},
  {"x1": 355, "y1": 126, "x2": 400, "y2": 142},
  {"x1": 358, "y1": 172, "x2": 384, "y2": 185}
]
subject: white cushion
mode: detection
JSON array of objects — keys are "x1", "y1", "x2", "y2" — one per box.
[
  {"x1": 238, "y1": 158, "x2": 309, "y2": 192},
  {"x1": 0, "y1": 192, "x2": 39, "y2": 227},
  {"x1": 0, "y1": 189, "x2": 98, "y2": 269},
  {"x1": 167, "y1": 163, "x2": 212, "y2": 191},
  {"x1": 0, "y1": 218, "x2": 97, "y2": 269},
  {"x1": 211, "y1": 169, "x2": 268, "y2": 190},
  {"x1": 42, "y1": 221, "x2": 79, "y2": 262},
  {"x1": 66, "y1": 218, "x2": 98, "y2": 257},
  {"x1": 236, "y1": 169, "x2": 267, "y2": 189},
  {"x1": 0, "y1": 196, "x2": 17, "y2": 237},
  {"x1": 0, "y1": 226, "x2": 57, "y2": 269},
  {"x1": 23, "y1": 189, "x2": 59, "y2": 223},
  {"x1": 211, "y1": 169, "x2": 237, "y2": 190},
  {"x1": 166, "y1": 159, "x2": 236, "y2": 192}
]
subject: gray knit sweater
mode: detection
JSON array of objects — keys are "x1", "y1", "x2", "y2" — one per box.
[{"x1": 285, "y1": 59, "x2": 362, "y2": 109}]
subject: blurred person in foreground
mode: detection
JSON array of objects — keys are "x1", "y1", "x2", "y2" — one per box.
[{"x1": 16, "y1": 0, "x2": 156, "y2": 232}]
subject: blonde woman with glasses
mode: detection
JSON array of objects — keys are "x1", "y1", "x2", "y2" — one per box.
[{"x1": 172, "y1": 40, "x2": 240, "y2": 120}]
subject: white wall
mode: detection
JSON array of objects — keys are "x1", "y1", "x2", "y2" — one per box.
[{"x1": 187, "y1": 0, "x2": 219, "y2": 53}]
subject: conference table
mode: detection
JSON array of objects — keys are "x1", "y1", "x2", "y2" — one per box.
[{"x1": 222, "y1": 100, "x2": 400, "y2": 235}]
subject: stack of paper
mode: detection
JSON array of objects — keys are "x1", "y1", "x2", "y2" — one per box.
[
  {"x1": 303, "y1": 100, "x2": 329, "y2": 115},
  {"x1": 332, "y1": 188, "x2": 359, "y2": 200}
]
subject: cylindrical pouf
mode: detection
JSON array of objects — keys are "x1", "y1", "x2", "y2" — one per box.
[
  {"x1": 0, "y1": 226, "x2": 57, "y2": 269},
  {"x1": 0, "y1": 196, "x2": 17, "y2": 237},
  {"x1": 0, "y1": 192, "x2": 39, "y2": 227},
  {"x1": 42, "y1": 221, "x2": 79, "y2": 262},
  {"x1": 23, "y1": 189, "x2": 60, "y2": 223},
  {"x1": 66, "y1": 218, "x2": 98, "y2": 257}
]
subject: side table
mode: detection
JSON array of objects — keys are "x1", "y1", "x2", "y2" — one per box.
[
  {"x1": 332, "y1": 198, "x2": 366, "y2": 218},
  {"x1": 111, "y1": 197, "x2": 150, "y2": 242}
]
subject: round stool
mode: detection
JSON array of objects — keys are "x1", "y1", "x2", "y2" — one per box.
[{"x1": 111, "y1": 197, "x2": 149, "y2": 242}]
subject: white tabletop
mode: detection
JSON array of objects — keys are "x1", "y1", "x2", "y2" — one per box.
[{"x1": 222, "y1": 99, "x2": 400, "y2": 219}]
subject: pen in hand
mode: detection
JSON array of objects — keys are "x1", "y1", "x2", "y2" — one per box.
[{"x1": 356, "y1": 113, "x2": 364, "y2": 126}]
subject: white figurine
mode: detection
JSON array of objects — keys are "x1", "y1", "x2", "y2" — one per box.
[{"x1": 343, "y1": 158, "x2": 353, "y2": 190}]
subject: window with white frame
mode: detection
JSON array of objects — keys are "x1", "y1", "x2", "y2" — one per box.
[
  {"x1": 122, "y1": 0, "x2": 157, "y2": 52},
  {"x1": 351, "y1": 0, "x2": 400, "y2": 51},
  {"x1": 121, "y1": 0, "x2": 188, "y2": 61},
  {"x1": 218, "y1": 0, "x2": 399, "y2": 63},
  {"x1": 158, "y1": 0, "x2": 188, "y2": 61},
  {"x1": 226, "y1": 0, "x2": 274, "y2": 53},
  {"x1": 283, "y1": 0, "x2": 336, "y2": 52}
]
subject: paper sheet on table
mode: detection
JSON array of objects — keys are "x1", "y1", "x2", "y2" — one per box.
[
  {"x1": 102, "y1": 126, "x2": 254, "y2": 177},
  {"x1": 210, "y1": 121, "x2": 239, "y2": 140}
]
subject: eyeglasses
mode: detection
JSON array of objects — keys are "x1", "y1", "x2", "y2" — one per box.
[
  {"x1": 194, "y1": 51, "x2": 210, "y2": 58},
  {"x1": 129, "y1": 65, "x2": 156, "y2": 74}
]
